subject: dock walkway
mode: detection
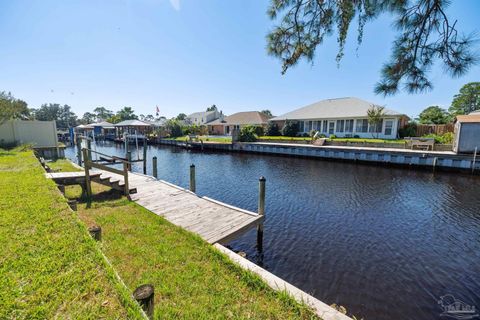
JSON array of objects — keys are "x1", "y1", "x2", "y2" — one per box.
[{"x1": 50, "y1": 169, "x2": 263, "y2": 244}]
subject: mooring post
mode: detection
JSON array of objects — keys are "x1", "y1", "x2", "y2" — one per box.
[
  {"x1": 143, "y1": 139, "x2": 147, "y2": 174},
  {"x1": 124, "y1": 132, "x2": 128, "y2": 154},
  {"x1": 82, "y1": 148, "x2": 92, "y2": 201},
  {"x1": 88, "y1": 225, "x2": 102, "y2": 241},
  {"x1": 127, "y1": 151, "x2": 132, "y2": 171},
  {"x1": 152, "y1": 156, "x2": 158, "y2": 178},
  {"x1": 67, "y1": 199, "x2": 77, "y2": 211},
  {"x1": 472, "y1": 147, "x2": 478, "y2": 174},
  {"x1": 189, "y1": 164, "x2": 196, "y2": 193},
  {"x1": 134, "y1": 284, "x2": 154, "y2": 319},
  {"x1": 433, "y1": 157, "x2": 438, "y2": 173},
  {"x1": 86, "y1": 138, "x2": 92, "y2": 162},
  {"x1": 76, "y1": 137, "x2": 82, "y2": 166},
  {"x1": 257, "y1": 176, "x2": 266, "y2": 251}
]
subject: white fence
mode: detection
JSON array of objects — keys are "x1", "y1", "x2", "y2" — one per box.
[{"x1": 0, "y1": 120, "x2": 59, "y2": 147}]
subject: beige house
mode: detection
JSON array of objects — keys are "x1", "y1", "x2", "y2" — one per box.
[
  {"x1": 207, "y1": 111, "x2": 271, "y2": 135},
  {"x1": 270, "y1": 97, "x2": 408, "y2": 139}
]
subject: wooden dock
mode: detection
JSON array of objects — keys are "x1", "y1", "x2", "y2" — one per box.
[{"x1": 49, "y1": 169, "x2": 263, "y2": 244}]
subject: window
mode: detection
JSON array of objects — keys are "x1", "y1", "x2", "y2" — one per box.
[
  {"x1": 322, "y1": 120, "x2": 328, "y2": 133},
  {"x1": 368, "y1": 120, "x2": 383, "y2": 133},
  {"x1": 299, "y1": 121, "x2": 305, "y2": 132},
  {"x1": 305, "y1": 121, "x2": 312, "y2": 132},
  {"x1": 384, "y1": 120, "x2": 394, "y2": 135},
  {"x1": 345, "y1": 119, "x2": 354, "y2": 133},
  {"x1": 356, "y1": 119, "x2": 368, "y2": 133},
  {"x1": 336, "y1": 120, "x2": 345, "y2": 133}
]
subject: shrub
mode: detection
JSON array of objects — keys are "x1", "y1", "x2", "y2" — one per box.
[
  {"x1": 399, "y1": 122, "x2": 417, "y2": 138},
  {"x1": 266, "y1": 122, "x2": 281, "y2": 136},
  {"x1": 353, "y1": 135, "x2": 360, "y2": 138},
  {"x1": 239, "y1": 125, "x2": 257, "y2": 142},
  {"x1": 330, "y1": 134, "x2": 337, "y2": 139},
  {"x1": 422, "y1": 132, "x2": 454, "y2": 144},
  {"x1": 254, "y1": 126, "x2": 265, "y2": 137},
  {"x1": 282, "y1": 120, "x2": 299, "y2": 137}
]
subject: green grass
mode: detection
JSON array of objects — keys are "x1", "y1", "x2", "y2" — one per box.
[
  {"x1": 260, "y1": 136, "x2": 405, "y2": 144},
  {"x1": 0, "y1": 148, "x2": 144, "y2": 319},
  {"x1": 260, "y1": 136, "x2": 311, "y2": 141},
  {"x1": 47, "y1": 159, "x2": 319, "y2": 319},
  {"x1": 166, "y1": 135, "x2": 232, "y2": 143}
]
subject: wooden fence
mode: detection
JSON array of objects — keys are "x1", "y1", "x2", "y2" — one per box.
[{"x1": 415, "y1": 124, "x2": 454, "y2": 136}]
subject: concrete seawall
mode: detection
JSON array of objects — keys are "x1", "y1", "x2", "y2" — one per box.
[{"x1": 157, "y1": 139, "x2": 480, "y2": 173}]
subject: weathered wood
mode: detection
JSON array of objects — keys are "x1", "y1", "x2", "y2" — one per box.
[
  {"x1": 82, "y1": 149, "x2": 92, "y2": 201},
  {"x1": 189, "y1": 164, "x2": 196, "y2": 193},
  {"x1": 152, "y1": 156, "x2": 158, "y2": 178},
  {"x1": 127, "y1": 151, "x2": 132, "y2": 171},
  {"x1": 76, "y1": 137, "x2": 82, "y2": 166},
  {"x1": 257, "y1": 176, "x2": 266, "y2": 251},
  {"x1": 88, "y1": 225, "x2": 101, "y2": 241},
  {"x1": 143, "y1": 140, "x2": 147, "y2": 174},
  {"x1": 67, "y1": 199, "x2": 77, "y2": 211},
  {"x1": 133, "y1": 284, "x2": 154, "y2": 319},
  {"x1": 123, "y1": 162, "x2": 129, "y2": 196}
]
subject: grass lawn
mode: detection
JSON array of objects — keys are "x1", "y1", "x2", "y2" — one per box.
[
  {"x1": 260, "y1": 136, "x2": 311, "y2": 141},
  {"x1": 166, "y1": 135, "x2": 232, "y2": 143},
  {"x1": 260, "y1": 136, "x2": 405, "y2": 144},
  {"x1": 0, "y1": 148, "x2": 144, "y2": 319},
  {"x1": 46, "y1": 159, "x2": 319, "y2": 319}
]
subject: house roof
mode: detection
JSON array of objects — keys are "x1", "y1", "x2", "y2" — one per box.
[
  {"x1": 208, "y1": 111, "x2": 271, "y2": 125},
  {"x1": 187, "y1": 110, "x2": 217, "y2": 119},
  {"x1": 271, "y1": 97, "x2": 404, "y2": 121},
  {"x1": 456, "y1": 114, "x2": 480, "y2": 123},
  {"x1": 89, "y1": 121, "x2": 115, "y2": 129},
  {"x1": 114, "y1": 119, "x2": 152, "y2": 127}
]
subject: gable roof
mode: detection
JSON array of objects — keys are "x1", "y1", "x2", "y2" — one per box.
[
  {"x1": 187, "y1": 110, "x2": 217, "y2": 119},
  {"x1": 114, "y1": 119, "x2": 152, "y2": 127},
  {"x1": 456, "y1": 114, "x2": 480, "y2": 123},
  {"x1": 271, "y1": 97, "x2": 404, "y2": 121},
  {"x1": 208, "y1": 111, "x2": 271, "y2": 125}
]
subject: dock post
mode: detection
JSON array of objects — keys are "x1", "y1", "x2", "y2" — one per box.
[
  {"x1": 433, "y1": 157, "x2": 438, "y2": 173},
  {"x1": 134, "y1": 284, "x2": 154, "y2": 319},
  {"x1": 127, "y1": 151, "x2": 132, "y2": 171},
  {"x1": 143, "y1": 139, "x2": 147, "y2": 174},
  {"x1": 88, "y1": 225, "x2": 102, "y2": 241},
  {"x1": 76, "y1": 137, "x2": 82, "y2": 166},
  {"x1": 82, "y1": 148, "x2": 92, "y2": 202},
  {"x1": 86, "y1": 138, "x2": 92, "y2": 162},
  {"x1": 189, "y1": 164, "x2": 196, "y2": 193},
  {"x1": 152, "y1": 156, "x2": 158, "y2": 178},
  {"x1": 257, "y1": 176, "x2": 266, "y2": 251},
  {"x1": 472, "y1": 147, "x2": 478, "y2": 174}
]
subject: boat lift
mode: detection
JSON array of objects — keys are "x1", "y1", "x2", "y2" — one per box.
[{"x1": 76, "y1": 132, "x2": 148, "y2": 174}]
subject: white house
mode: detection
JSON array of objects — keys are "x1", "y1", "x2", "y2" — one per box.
[
  {"x1": 186, "y1": 110, "x2": 221, "y2": 126},
  {"x1": 270, "y1": 97, "x2": 408, "y2": 139}
]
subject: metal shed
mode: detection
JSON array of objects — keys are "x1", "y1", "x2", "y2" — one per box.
[{"x1": 453, "y1": 114, "x2": 480, "y2": 153}]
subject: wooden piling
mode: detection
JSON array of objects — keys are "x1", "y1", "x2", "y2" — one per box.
[
  {"x1": 86, "y1": 139, "x2": 92, "y2": 161},
  {"x1": 433, "y1": 157, "x2": 438, "y2": 173},
  {"x1": 189, "y1": 164, "x2": 196, "y2": 193},
  {"x1": 143, "y1": 140, "x2": 147, "y2": 174},
  {"x1": 152, "y1": 156, "x2": 158, "y2": 178},
  {"x1": 134, "y1": 284, "x2": 154, "y2": 319},
  {"x1": 76, "y1": 137, "x2": 82, "y2": 166},
  {"x1": 257, "y1": 176, "x2": 266, "y2": 250},
  {"x1": 67, "y1": 199, "x2": 77, "y2": 211},
  {"x1": 88, "y1": 225, "x2": 102, "y2": 241},
  {"x1": 82, "y1": 148, "x2": 92, "y2": 201},
  {"x1": 127, "y1": 151, "x2": 132, "y2": 171}
]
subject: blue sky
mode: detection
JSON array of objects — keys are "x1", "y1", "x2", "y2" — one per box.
[{"x1": 0, "y1": 0, "x2": 478, "y2": 119}]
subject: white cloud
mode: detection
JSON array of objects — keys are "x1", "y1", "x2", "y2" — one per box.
[{"x1": 169, "y1": 0, "x2": 180, "y2": 11}]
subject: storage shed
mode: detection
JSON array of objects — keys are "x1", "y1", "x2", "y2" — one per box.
[{"x1": 453, "y1": 114, "x2": 480, "y2": 153}]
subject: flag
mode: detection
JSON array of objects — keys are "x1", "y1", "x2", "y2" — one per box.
[{"x1": 156, "y1": 105, "x2": 159, "y2": 116}]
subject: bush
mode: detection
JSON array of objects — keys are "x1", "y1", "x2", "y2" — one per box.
[
  {"x1": 330, "y1": 134, "x2": 337, "y2": 139},
  {"x1": 398, "y1": 122, "x2": 417, "y2": 138},
  {"x1": 239, "y1": 125, "x2": 257, "y2": 142},
  {"x1": 353, "y1": 135, "x2": 360, "y2": 138},
  {"x1": 422, "y1": 132, "x2": 454, "y2": 144},
  {"x1": 266, "y1": 122, "x2": 281, "y2": 136},
  {"x1": 254, "y1": 126, "x2": 265, "y2": 137},
  {"x1": 282, "y1": 120, "x2": 299, "y2": 137}
]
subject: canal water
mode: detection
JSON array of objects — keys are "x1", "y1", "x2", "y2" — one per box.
[{"x1": 65, "y1": 142, "x2": 480, "y2": 320}]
